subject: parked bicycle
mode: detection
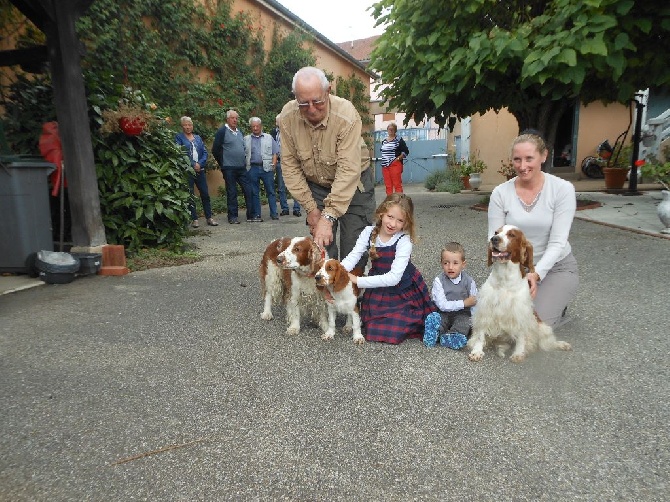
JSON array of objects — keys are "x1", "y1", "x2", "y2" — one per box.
[{"x1": 580, "y1": 107, "x2": 633, "y2": 179}]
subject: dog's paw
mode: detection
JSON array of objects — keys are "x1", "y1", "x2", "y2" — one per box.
[
  {"x1": 321, "y1": 331, "x2": 335, "y2": 341},
  {"x1": 468, "y1": 352, "x2": 484, "y2": 362},
  {"x1": 342, "y1": 325, "x2": 353, "y2": 334},
  {"x1": 352, "y1": 334, "x2": 365, "y2": 345},
  {"x1": 260, "y1": 311, "x2": 273, "y2": 321},
  {"x1": 556, "y1": 341, "x2": 572, "y2": 351},
  {"x1": 286, "y1": 326, "x2": 300, "y2": 336},
  {"x1": 510, "y1": 353, "x2": 526, "y2": 363}
]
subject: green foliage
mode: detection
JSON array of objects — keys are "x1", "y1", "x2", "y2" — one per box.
[
  {"x1": 1, "y1": 73, "x2": 56, "y2": 153},
  {"x1": 91, "y1": 97, "x2": 193, "y2": 251},
  {"x1": 264, "y1": 27, "x2": 316, "y2": 119},
  {"x1": 641, "y1": 145, "x2": 670, "y2": 189},
  {"x1": 335, "y1": 73, "x2": 374, "y2": 148},
  {"x1": 425, "y1": 161, "x2": 463, "y2": 193},
  {"x1": 370, "y1": 0, "x2": 670, "y2": 135}
]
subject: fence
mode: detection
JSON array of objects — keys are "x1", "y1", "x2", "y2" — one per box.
[{"x1": 372, "y1": 128, "x2": 448, "y2": 184}]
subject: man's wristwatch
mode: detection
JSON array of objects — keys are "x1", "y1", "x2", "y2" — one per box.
[{"x1": 321, "y1": 213, "x2": 337, "y2": 224}]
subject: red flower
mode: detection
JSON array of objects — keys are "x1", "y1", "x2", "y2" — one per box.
[
  {"x1": 220, "y1": 23, "x2": 225, "y2": 29},
  {"x1": 217, "y1": 98, "x2": 223, "y2": 106}
]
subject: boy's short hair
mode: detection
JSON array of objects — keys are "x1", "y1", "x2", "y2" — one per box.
[{"x1": 441, "y1": 242, "x2": 466, "y2": 261}]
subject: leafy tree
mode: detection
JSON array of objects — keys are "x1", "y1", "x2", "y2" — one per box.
[{"x1": 370, "y1": 0, "x2": 670, "y2": 149}]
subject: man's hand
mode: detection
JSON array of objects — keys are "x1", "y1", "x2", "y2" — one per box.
[
  {"x1": 194, "y1": 162, "x2": 202, "y2": 173},
  {"x1": 307, "y1": 209, "x2": 333, "y2": 248}
]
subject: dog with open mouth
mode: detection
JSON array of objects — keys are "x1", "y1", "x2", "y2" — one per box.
[{"x1": 467, "y1": 224, "x2": 572, "y2": 362}]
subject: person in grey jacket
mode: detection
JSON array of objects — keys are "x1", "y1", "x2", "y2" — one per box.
[
  {"x1": 245, "y1": 117, "x2": 279, "y2": 221},
  {"x1": 212, "y1": 109, "x2": 254, "y2": 224}
]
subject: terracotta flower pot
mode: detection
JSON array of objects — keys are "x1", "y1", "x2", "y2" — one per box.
[
  {"x1": 118, "y1": 117, "x2": 146, "y2": 136},
  {"x1": 603, "y1": 167, "x2": 627, "y2": 190},
  {"x1": 461, "y1": 175, "x2": 471, "y2": 190}
]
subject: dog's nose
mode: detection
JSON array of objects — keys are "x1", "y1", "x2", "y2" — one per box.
[
  {"x1": 315, "y1": 274, "x2": 323, "y2": 281},
  {"x1": 491, "y1": 235, "x2": 501, "y2": 245}
]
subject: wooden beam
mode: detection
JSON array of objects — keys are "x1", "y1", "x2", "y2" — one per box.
[{"x1": 0, "y1": 45, "x2": 48, "y2": 68}]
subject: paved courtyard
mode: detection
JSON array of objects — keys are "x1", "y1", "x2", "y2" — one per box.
[{"x1": 1, "y1": 186, "x2": 668, "y2": 500}]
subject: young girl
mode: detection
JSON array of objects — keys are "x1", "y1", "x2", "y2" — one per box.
[{"x1": 340, "y1": 193, "x2": 435, "y2": 344}]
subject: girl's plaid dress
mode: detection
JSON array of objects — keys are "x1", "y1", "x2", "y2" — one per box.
[{"x1": 361, "y1": 236, "x2": 435, "y2": 344}]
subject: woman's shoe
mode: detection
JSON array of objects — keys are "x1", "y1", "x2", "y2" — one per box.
[
  {"x1": 192, "y1": 220, "x2": 199, "y2": 228},
  {"x1": 206, "y1": 219, "x2": 219, "y2": 226}
]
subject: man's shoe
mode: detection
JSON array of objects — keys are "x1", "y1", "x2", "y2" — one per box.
[
  {"x1": 293, "y1": 210, "x2": 302, "y2": 217},
  {"x1": 280, "y1": 210, "x2": 289, "y2": 216},
  {"x1": 228, "y1": 218, "x2": 240, "y2": 224},
  {"x1": 192, "y1": 220, "x2": 200, "y2": 228},
  {"x1": 206, "y1": 218, "x2": 219, "y2": 226},
  {"x1": 247, "y1": 217, "x2": 264, "y2": 223},
  {"x1": 271, "y1": 215, "x2": 279, "y2": 220}
]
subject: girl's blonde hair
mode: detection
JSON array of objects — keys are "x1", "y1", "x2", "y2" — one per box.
[{"x1": 369, "y1": 193, "x2": 416, "y2": 260}]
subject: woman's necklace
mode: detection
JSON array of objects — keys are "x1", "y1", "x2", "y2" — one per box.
[{"x1": 516, "y1": 175, "x2": 544, "y2": 212}]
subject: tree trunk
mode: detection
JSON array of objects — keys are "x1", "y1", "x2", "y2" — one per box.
[
  {"x1": 43, "y1": 0, "x2": 106, "y2": 249},
  {"x1": 509, "y1": 97, "x2": 572, "y2": 171}
]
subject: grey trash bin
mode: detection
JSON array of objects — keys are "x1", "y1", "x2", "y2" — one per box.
[{"x1": 0, "y1": 156, "x2": 56, "y2": 273}]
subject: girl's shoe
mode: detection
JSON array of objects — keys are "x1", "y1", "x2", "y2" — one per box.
[{"x1": 423, "y1": 312, "x2": 441, "y2": 348}]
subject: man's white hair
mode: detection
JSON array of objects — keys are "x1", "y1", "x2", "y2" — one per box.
[{"x1": 292, "y1": 67, "x2": 329, "y2": 94}]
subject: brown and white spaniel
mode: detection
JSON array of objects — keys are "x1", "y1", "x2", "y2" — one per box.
[
  {"x1": 260, "y1": 236, "x2": 328, "y2": 336},
  {"x1": 467, "y1": 224, "x2": 572, "y2": 363},
  {"x1": 314, "y1": 259, "x2": 364, "y2": 344}
]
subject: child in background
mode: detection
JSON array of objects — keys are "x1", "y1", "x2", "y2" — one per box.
[
  {"x1": 340, "y1": 193, "x2": 435, "y2": 344},
  {"x1": 424, "y1": 242, "x2": 478, "y2": 349}
]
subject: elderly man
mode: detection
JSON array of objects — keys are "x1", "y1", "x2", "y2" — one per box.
[
  {"x1": 212, "y1": 109, "x2": 254, "y2": 224},
  {"x1": 278, "y1": 66, "x2": 375, "y2": 263},
  {"x1": 245, "y1": 117, "x2": 280, "y2": 221}
]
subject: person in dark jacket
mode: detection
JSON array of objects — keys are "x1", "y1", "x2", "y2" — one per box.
[{"x1": 175, "y1": 116, "x2": 218, "y2": 227}]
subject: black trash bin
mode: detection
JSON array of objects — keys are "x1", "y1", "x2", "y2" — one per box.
[{"x1": 0, "y1": 156, "x2": 55, "y2": 273}]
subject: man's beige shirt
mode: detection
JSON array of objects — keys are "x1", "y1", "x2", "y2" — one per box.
[{"x1": 278, "y1": 94, "x2": 370, "y2": 218}]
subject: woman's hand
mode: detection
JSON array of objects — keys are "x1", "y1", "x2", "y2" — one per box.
[{"x1": 526, "y1": 272, "x2": 540, "y2": 298}]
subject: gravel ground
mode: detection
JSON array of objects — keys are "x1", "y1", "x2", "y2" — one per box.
[{"x1": 1, "y1": 186, "x2": 668, "y2": 501}]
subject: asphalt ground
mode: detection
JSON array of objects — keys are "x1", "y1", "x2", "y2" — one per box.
[{"x1": 1, "y1": 185, "x2": 669, "y2": 501}]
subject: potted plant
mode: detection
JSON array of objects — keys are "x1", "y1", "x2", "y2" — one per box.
[
  {"x1": 603, "y1": 143, "x2": 633, "y2": 190},
  {"x1": 458, "y1": 153, "x2": 486, "y2": 190},
  {"x1": 498, "y1": 159, "x2": 516, "y2": 180},
  {"x1": 640, "y1": 152, "x2": 670, "y2": 233}
]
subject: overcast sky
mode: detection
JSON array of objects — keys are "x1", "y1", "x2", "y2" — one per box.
[{"x1": 275, "y1": 0, "x2": 386, "y2": 43}]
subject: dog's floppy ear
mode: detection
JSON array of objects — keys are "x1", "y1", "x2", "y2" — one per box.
[
  {"x1": 487, "y1": 245, "x2": 493, "y2": 267},
  {"x1": 518, "y1": 234, "x2": 535, "y2": 277},
  {"x1": 331, "y1": 261, "x2": 349, "y2": 292},
  {"x1": 521, "y1": 234, "x2": 535, "y2": 273}
]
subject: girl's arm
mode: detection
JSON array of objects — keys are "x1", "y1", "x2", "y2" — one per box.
[
  {"x1": 340, "y1": 226, "x2": 373, "y2": 272},
  {"x1": 356, "y1": 235, "x2": 412, "y2": 288}
]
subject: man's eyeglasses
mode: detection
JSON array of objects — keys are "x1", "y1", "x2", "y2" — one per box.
[{"x1": 296, "y1": 97, "x2": 327, "y2": 109}]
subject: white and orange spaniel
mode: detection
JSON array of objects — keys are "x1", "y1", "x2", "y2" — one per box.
[
  {"x1": 260, "y1": 236, "x2": 329, "y2": 336},
  {"x1": 314, "y1": 259, "x2": 364, "y2": 344},
  {"x1": 467, "y1": 224, "x2": 572, "y2": 363}
]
